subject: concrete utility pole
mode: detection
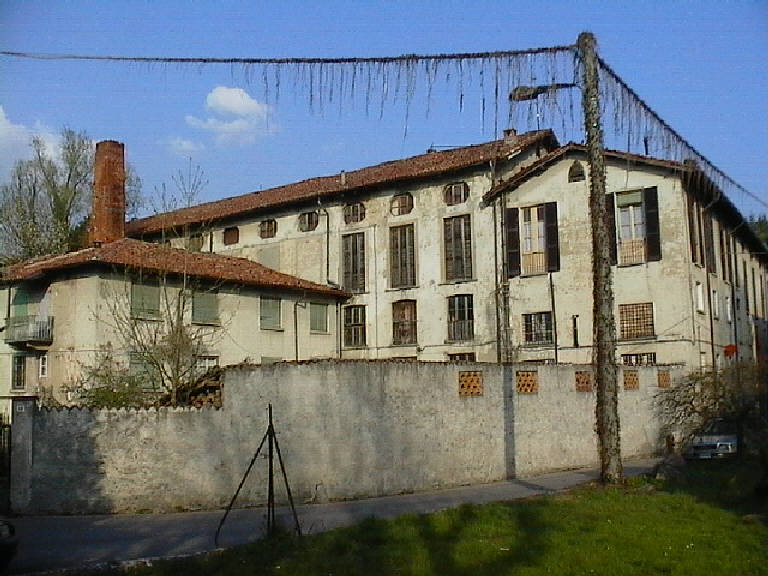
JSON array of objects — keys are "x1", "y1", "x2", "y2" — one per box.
[{"x1": 578, "y1": 31, "x2": 623, "y2": 483}]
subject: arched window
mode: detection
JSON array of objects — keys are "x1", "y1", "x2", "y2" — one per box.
[
  {"x1": 298, "y1": 211, "x2": 319, "y2": 232},
  {"x1": 568, "y1": 160, "x2": 585, "y2": 183},
  {"x1": 344, "y1": 202, "x2": 366, "y2": 224},
  {"x1": 390, "y1": 193, "x2": 413, "y2": 215},
  {"x1": 444, "y1": 182, "x2": 469, "y2": 205}
]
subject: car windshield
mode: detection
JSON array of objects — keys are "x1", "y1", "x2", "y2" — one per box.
[{"x1": 701, "y1": 420, "x2": 736, "y2": 435}]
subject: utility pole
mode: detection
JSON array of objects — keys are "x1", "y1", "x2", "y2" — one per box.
[{"x1": 578, "y1": 31, "x2": 623, "y2": 483}]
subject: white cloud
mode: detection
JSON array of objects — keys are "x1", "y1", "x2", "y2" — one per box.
[
  {"x1": 0, "y1": 106, "x2": 59, "y2": 182},
  {"x1": 206, "y1": 86, "x2": 269, "y2": 119},
  {"x1": 186, "y1": 86, "x2": 274, "y2": 145},
  {"x1": 168, "y1": 137, "x2": 205, "y2": 156}
]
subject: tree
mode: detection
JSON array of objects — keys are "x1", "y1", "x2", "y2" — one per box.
[
  {"x1": 0, "y1": 128, "x2": 142, "y2": 263},
  {"x1": 748, "y1": 214, "x2": 768, "y2": 247}
]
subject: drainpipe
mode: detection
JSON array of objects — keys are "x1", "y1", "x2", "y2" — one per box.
[
  {"x1": 493, "y1": 200, "x2": 502, "y2": 364},
  {"x1": 293, "y1": 296, "x2": 306, "y2": 362},
  {"x1": 549, "y1": 273, "x2": 558, "y2": 364},
  {"x1": 317, "y1": 205, "x2": 338, "y2": 288},
  {"x1": 336, "y1": 301, "x2": 343, "y2": 358}
]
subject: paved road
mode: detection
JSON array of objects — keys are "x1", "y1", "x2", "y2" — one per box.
[{"x1": 5, "y1": 459, "x2": 658, "y2": 575}]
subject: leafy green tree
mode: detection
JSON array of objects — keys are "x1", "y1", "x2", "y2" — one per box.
[{"x1": 748, "y1": 213, "x2": 768, "y2": 247}]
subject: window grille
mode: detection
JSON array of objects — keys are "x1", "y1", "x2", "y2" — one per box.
[
  {"x1": 443, "y1": 182, "x2": 469, "y2": 205},
  {"x1": 657, "y1": 370, "x2": 671, "y2": 388},
  {"x1": 12, "y1": 356, "x2": 26, "y2": 390},
  {"x1": 618, "y1": 303, "x2": 654, "y2": 339},
  {"x1": 390, "y1": 224, "x2": 416, "y2": 287},
  {"x1": 623, "y1": 370, "x2": 640, "y2": 390},
  {"x1": 390, "y1": 193, "x2": 413, "y2": 215},
  {"x1": 444, "y1": 215, "x2": 472, "y2": 280},
  {"x1": 458, "y1": 371, "x2": 484, "y2": 396},
  {"x1": 575, "y1": 370, "x2": 593, "y2": 392},
  {"x1": 223, "y1": 226, "x2": 239, "y2": 245},
  {"x1": 447, "y1": 294, "x2": 474, "y2": 341},
  {"x1": 448, "y1": 352, "x2": 476, "y2": 362},
  {"x1": 523, "y1": 312, "x2": 553, "y2": 345},
  {"x1": 260, "y1": 219, "x2": 277, "y2": 238},
  {"x1": 516, "y1": 370, "x2": 538, "y2": 394},
  {"x1": 299, "y1": 211, "x2": 319, "y2": 232},
  {"x1": 344, "y1": 305, "x2": 366, "y2": 347},
  {"x1": 621, "y1": 352, "x2": 656, "y2": 366},
  {"x1": 392, "y1": 300, "x2": 417, "y2": 345},
  {"x1": 342, "y1": 233, "x2": 366, "y2": 292},
  {"x1": 344, "y1": 202, "x2": 366, "y2": 224}
]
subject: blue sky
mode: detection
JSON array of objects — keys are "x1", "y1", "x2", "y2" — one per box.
[{"x1": 1, "y1": 1, "x2": 766, "y2": 217}]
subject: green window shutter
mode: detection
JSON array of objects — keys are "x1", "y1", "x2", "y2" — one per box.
[
  {"x1": 131, "y1": 282, "x2": 160, "y2": 319},
  {"x1": 310, "y1": 303, "x2": 328, "y2": 332},
  {"x1": 11, "y1": 287, "x2": 30, "y2": 317},
  {"x1": 192, "y1": 290, "x2": 219, "y2": 324},
  {"x1": 261, "y1": 297, "x2": 281, "y2": 329}
]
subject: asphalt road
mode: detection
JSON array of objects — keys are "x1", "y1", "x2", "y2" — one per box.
[{"x1": 5, "y1": 458, "x2": 658, "y2": 575}]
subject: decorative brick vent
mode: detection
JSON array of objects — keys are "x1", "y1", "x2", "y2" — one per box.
[
  {"x1": 516, "y1": 370, "x2": 539, "y2": 394},
  {"x1": 657, "y1": 370, "x2": 671, "y2": 388},
  {"x1": 458, "y1": 371, "x2": 484, "y2": 396},
  {"x1": 575, "y1": 370, "x2": 593, "y2": 392},
  {"x1": 623, "y1": 370, "x2": 639, "y2": 390}
]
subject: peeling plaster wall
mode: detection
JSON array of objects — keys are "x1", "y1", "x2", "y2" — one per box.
[{"x1": 11, "y1": 361, "x2": 676, "y2": 514}]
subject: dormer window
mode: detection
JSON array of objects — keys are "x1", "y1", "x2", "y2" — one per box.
[
  {"x1": 444, "y1": 182, "x2": 469, "y2": 206},
  {"x1": 299, "y1": 211, "x2": 319, "y2": 232},
  {"x1": 390, "y1": 193, "x2": 413, "y2": 216},
  {"x1": 568, "y1": 161, "x2": 585, "y2": 183},
  {"x1": 260, "y1": 219, "x2": 277, "y2": 239},
  {"x1": 344, "y1": 202, "x2": 366, "y2": 224}
]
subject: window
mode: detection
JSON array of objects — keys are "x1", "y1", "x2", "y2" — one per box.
[
  {"x1": 187, "y1": 233, "x2": 203, "y2": 252},
  {"x1": 447, "y1": 294, "x2": 474, "y2": 341},
  {"x1": 260, "y1": 219, "x2": 277, "y2": 239},
  {"x1": 12, "y1": 356, "x2": 26, "y2": 390},
  {"x1": 344, "y1": 305, "x2": 366, "y2": 347},
  {"x1": 695, "y1": 282, "x2": 705, "y2": 313},
  {"x1": 390, "y1": 193, "x2": 413, "y2": 215},
  {"x1": 192, "y1": 290, "x2": 219, "y2": 325},
  {"x1": 448, "y1": 352, "x2": 476, "y2": 362},
  {"x1": 523, "y1": 312, "x2": 553, "y2": 345},
  {"x1": 310, "y1": 303, "x2": 328, "y2": 332},
  {"x1": 392, "y1": 300, "x2": 417, "y2": 345},
  {"x1": 194, "y1": 355, "x2": 219, "y2": 375},
  {"x1": 619, "y1": 303, "x2": 655, "y2": 340},
  {"x1": 568, "y1": 160, "x2": 585, "y2": 183},
  {"x1": 11, "y1": 286, "x2": 30, "y2": 317},
  {"x1": 621, "y1": 353, "x2": 657, "y2": 366},
  {"x1": 223, "y1": 226, "x2": 239, "y2": 246},
  {"x1": 726, "y1": 295, "x2": 732, "y2": 322},
  {"x1": 260, "y1": 297, "x2": 282, "y2": 330},
  {"x1": 299, "y1": 211, "x2": 319, "y2": 232},
  {"x1": 344, "y1": 202, "x2": 366, "y2": 224},
  {"x1": 39, "y1": 354, "x2": 48, "y2": 378},
  {"x1": 444, "y1": 215, "x2": 472, "y2": 281},
  {"x1": 506, "y1": 203, "x2": 559, "y2": 276},
  {"x1": 606, "y1": 188, "x2": 661, "y2": 265},
  {"x1": 616, "y1": 191, "x2": 646, "y2": 265},
  {"x1": 444, "y1": 182, "x2": 469, "y2": 205},
  {"x1": 342, "y1": 232, "x2": 366, "y2": 292},
  {"x1": 390, "y1": 225, "x2": 416, "y2": 288},
  {"x1": 129, "y1": 353, "x2": 158, "y2": 385},
  {"x1": 712, "y1": 290, "x2": 719, "y2": 319},
  {"x1": 131, "y1": 281, "x2": 160, "y2": 319}
]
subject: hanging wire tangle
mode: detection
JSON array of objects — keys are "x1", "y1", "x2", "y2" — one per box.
[{"x1": 2, "y1": 43, "x2": 762, "y2": 211}]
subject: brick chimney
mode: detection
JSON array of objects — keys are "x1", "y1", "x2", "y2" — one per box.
[{"x1": 89, "y1": 140, "x2": 125, "y2": 247}]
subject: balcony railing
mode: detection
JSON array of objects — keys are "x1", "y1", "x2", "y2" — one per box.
[{"x1": 4, "y1": 315, "x2": 54, "y2": 344}]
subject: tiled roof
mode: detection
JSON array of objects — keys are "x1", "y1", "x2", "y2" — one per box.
[
  {"x1": 483, "y1": 143, "x2": 767, "y2": 263},
  {"x1": 1, "y1": 238, "x2": 349, "y2": 297},
  {"x1": 126, "y1": 130, "x2": 558, "y2": 236}
]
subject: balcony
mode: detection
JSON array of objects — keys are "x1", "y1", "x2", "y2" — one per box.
[{"x1": 4, "y1": 315, "x2": 54, "y2": 345}]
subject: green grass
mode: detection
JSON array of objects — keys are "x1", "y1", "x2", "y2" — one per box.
[{"x1": 75, "y1": 461, "x2": 768, "y2": 576}]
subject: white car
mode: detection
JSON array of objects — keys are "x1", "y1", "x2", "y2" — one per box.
[{"x1": 684, "y1": 420, "x2": 738, "y2": 459}]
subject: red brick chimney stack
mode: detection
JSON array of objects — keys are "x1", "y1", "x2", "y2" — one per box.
[{"x1": 89, "y1": 140, "x2": 125, "y2": 247}]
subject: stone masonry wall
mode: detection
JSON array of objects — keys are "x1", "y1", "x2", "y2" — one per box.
[{"x1": 11, "y1": 361, "x2": 677, "y2": 514}]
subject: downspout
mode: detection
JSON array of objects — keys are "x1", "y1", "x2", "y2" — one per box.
[
  {"x1": 317, "y1": 206, "x2": 334, "y2": 286},
  {"x1": 294, "y1": 295, "x2": 306, "y2": 362},
  {"x1": 549, "y1": 273, "x2": 558, "y2": 363},
  {"x1": 336, "y1": 301, "x2": 342, "y2": 359},
  {"x1": 702, "y1": 192, "x2": 720, "y2": 369},
  {"x1": 493, "y1": 199, "x2": 502, "y2": 364}
]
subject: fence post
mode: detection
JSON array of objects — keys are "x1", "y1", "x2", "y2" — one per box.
[{"x1": 10, "y1": 396, "x2": 37, "y2": 514}]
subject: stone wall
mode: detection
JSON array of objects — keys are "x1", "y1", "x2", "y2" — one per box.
[{"x1": 11, "y1": 361, "x2": 678, "y2": 514}]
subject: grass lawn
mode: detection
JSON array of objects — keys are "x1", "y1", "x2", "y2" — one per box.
[{"x1": 75, "y1": 460, "x2": 767, "y2": 576}]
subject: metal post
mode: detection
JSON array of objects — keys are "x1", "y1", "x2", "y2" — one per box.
[
  {"x1": 579, "y1": 31, "x2": 623, "y2": 483},
  {"x1": 267, "y1": 403, "x2": 275, "y2": 535}
]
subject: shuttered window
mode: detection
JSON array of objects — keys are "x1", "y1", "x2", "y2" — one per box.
[
  {"x1": 342, "y1": 233, "x2": 366, "y2": 292},
  {"x1": 523, "y1": 312, "x2": 553, "y2": 345},
  {"x1": 506, "y1": 202, "x2": 559, "y2": 276},
  {"x1": 447, "y1": 294, "x2": 474, "y2": 341},
  {"x1": 11, "y1": 287, "x2": 30, "y2": 317},
  {"x1": 223, "y1": 227, "x2": 239, "y2": 245},
  {"x1": 299, "y1": 211, "x2": 319, "y2": 232},
  {"x1": 444, "y1": 182, "x2": 469, "y2": 205},
  {"x1": 192, "y1": 290, "x2": 219, "y2": 325},
  {"x1": 344, "y1": 202, "x2": 366, "y2": 224},
  {"x1": 260, "y1": 297, "x2": 281, "y2": 330},
  {"x1": 444, "y1": 215, "x2": 472, "y2": 281},
  {"x1": 260, "y1": 219, "x2": 277, "y2": 239},
  {"x1": 608, "y1": 187, "x2": 661, "y2": 266},
  {"x1": 390, "y1": 193, "x2": 413, "y2": 215},
  {"x1": 344, "y1": 305, "x2": 366, "y2": 347},
  {"x1": 392, "y1": 300, "x2": 417, "y2": 345},
  {"x1": 390, "y1": 224, "x2": 416, "y2": 288},
  {"x1": 131, "y1": 281, "x2": 160, "y2": 319},
  {"x1": 310, "y1": 303, "x2": 328, "y2": 332}
]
